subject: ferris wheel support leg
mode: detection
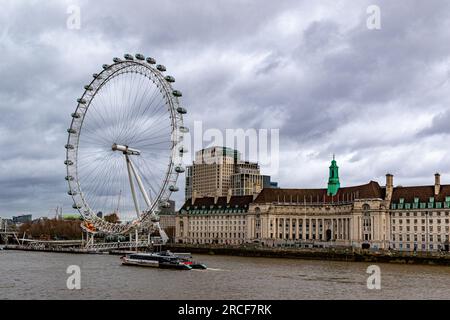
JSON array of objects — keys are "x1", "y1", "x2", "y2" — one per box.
[
  {"x1": 126, "y1": 155, "x2": 141, "y2": 218},
  {"x1": 127, "y1": 156, "x2": 152, "y2": 209},
  {"x1": 135, "y1": 229, "x2": 139, "y2": 252},
  {"x1": 155, "y1": 222, "x2": 169, "y2": 244}
]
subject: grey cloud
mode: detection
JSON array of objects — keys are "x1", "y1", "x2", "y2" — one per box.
[{"x1": 1, "y1": 0, "x2": 450, "y2": 217}]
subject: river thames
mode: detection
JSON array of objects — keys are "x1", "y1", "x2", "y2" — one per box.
[{"x1": 0, "y1": 251, "x2": 449, "y2": 300}]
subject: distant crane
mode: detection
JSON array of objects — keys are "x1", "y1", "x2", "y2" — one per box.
[{"x1": 114, "y1": 190, "x2": 122, "y2": 219}]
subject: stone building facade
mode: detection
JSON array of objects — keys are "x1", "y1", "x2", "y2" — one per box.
[
  {"x1": 175, "y1": 194, "x2": 253, "y2": 245},
  {"x1": 176, "y1": 158, "x2": 450, "y2": 252}
]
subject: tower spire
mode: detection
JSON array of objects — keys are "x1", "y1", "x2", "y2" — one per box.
[{"x1": 327, "y1": 155, "x2": 340, "y2": 196}]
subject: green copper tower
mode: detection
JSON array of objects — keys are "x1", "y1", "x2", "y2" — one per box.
[{"x1": 327, "y1": 155, "x2": 340, "y2": 196}]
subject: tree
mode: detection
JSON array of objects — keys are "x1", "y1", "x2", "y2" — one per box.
[{"x1": 104, "y1": 213, "x2": 120, "y2": 224}]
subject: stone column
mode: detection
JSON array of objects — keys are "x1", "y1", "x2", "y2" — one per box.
[
  {"x1": 372, "y1": 215, "x2": 375, "y2": 241},
  {"x1": 344, "y1": 218, "x2": 347, "y2": 240},
  {"x1": 289, "y1": 218, "x2": 293, "y2": 240},
  {"x1": 309, "y1": 218, "x2": 312, "y2": 241},
  {"x1": 275, "y1": 218, "x2": 278, "y2": 239},
  {"x1": 314, "y1": 219, "x2": 319, "y2": 241},
  {"x1": 336, "y1": 218, "x2": 341, "y2": 240},
  {"x1": 301, "y1": 219, "x2": 306, "y2": 240},
  {"x1": 331, "y1": 219, "x2": 335, "y2": 240}
]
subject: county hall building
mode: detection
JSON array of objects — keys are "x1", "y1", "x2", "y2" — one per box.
[{"x1": 175, "y1": 156, "x2": 450, "y2": 252}]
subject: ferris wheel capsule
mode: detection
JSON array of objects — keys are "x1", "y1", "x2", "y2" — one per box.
[
  {"x1": 77, "y1": 98, "x2": 87, "y2": 104},
  {"x1": 156, "y1": 64, "x2": 166, "y2": 72},
  {"x1": 177, "y1": 107, "x2": 187, "y2": 114},
  {"x1": 146, "y1": 57, "x2": 156, "y2": 64},
  {"x1": 159, "y1": 201, "x2": 171, "y2": 209},
  {"x1": 102, "y1": 64, "x2": 110, "y2": 70},
  {"x1": 113, "y1": 57, "x2": 122, "y2": 63},
  {"x1": 165, "y1": 75, "x2": 175, "y2": 83},
  {"x1": 124, "y1": 53, "x2": 134, "y2": 60},
  {"x1": 175, "y1": 166, "x2": 185, "y2": 173},
  {"x1": 135, "y1": 53, "x2": 145, "y2": 60},
  {"x1": 172, "y1": 90, "x2": 182, "y2": 97}
]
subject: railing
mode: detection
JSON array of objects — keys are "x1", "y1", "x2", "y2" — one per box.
[{"x1": 86, "y1": 241, "x2": 151, "y2": 251}]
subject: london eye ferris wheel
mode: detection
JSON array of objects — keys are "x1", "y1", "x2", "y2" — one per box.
[{"x1": 65, "y1": 53, "x2": 188, "y2": 238}]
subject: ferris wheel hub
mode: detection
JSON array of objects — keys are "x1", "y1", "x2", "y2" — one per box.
[{"x1": 112, "y1": 143, "x2": 141, "y2": 156}]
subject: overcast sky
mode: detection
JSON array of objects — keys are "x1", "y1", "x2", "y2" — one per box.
[{"x1": 1, "y1": 0, "x2": 449, "y2": 218}]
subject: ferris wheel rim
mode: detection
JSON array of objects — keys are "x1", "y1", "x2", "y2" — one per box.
[{"x1": 65, "y1": 55, "x2": 185, "y2": 235}]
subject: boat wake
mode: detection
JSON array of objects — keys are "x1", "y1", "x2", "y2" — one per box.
[{"x1": 203, "y1": 267, "x2": 228, "y2": 272}]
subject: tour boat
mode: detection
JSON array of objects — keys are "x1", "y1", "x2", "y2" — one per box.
[{"x1": 120, "y1": 251, "x2": 207, "y2": 270}]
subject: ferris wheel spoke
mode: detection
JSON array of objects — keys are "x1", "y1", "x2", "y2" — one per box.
[
  {"x1": 137, "y1": 157, "x2": 165, "y2": 200},
  {"x1": 131, "y1": 110, "x2": 171, "y2": 144},
  {"x1": 130, "y1": 71, "x2": 157, "y2": 126},
  {"x1": 134, "y1": 121, "x2": 172, "y2": 144}
]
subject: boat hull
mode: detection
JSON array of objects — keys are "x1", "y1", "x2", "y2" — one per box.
[{"x1": 121, "y1": 257, "x2": 192, "y2": 270}]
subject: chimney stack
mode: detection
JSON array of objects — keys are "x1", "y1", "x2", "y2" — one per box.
[
  {"x1": 435, "y1": 173, "x2": 441, "y2": 196},
  {"x1": 252, "y1": 182, "x2": 262, "y2": 200},
  {"x1": 214, "y1": 189, "x2": 220, "y2": 204},
  {"x1": 385, "y1": 173, "x2": 394, "y2": 201},
  {"x1": 227, "y1": 188, "x2": 232, "y2": 204},
  {"x1": 191, "y1": 190, "x2": 197, "y2": 206}
]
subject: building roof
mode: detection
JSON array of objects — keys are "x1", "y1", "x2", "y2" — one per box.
[
  {"x1": 391, "y1": 184, "x2": 450, "y2": 203},
  {"x1": 253, "y1": 181, "x2": 385, "y2": 204},
  {"x1": 180, "y1": 195, "x2": 254, "y2": 211}
]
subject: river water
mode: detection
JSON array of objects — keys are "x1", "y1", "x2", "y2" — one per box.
[{"x1": 0, "y1": 251, "x2": 448, "y2": 300}]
